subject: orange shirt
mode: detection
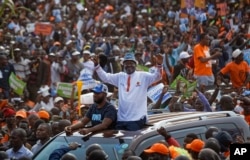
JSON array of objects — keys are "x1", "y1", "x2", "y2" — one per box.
[
  {"x1": 193, "y1": 44, "x2": 213, "y2": 76},
  {"x1": 220, "y1": 61, "x2": 249, "y2": 88}
]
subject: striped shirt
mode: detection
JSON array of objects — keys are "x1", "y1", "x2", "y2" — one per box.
[{"x1": 9, "y1": 58, "x2": 30, "y2": 80}]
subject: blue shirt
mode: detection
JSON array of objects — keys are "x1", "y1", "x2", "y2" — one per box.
[
  {"x1": 6, "y1": 145, "x2": 33, "y2": 159},
  {"x1": 86, "y1": 102, "x2": 117, "y2": 129},
  {"x1": 243, "y1": 49, "x2": 250, "y2": 65}
]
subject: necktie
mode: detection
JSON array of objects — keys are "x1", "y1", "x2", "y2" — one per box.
[{"x1": 126, "y1": 75, "x2": 131, "y2": 92}]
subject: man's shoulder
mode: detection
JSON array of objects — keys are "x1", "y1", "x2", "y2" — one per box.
[
  {"x1": 6, "y1": 147, "x2": 12, "y2": 153},
  {"x1": 104, "y1": 102, "x2": 116, "y2": 109}
]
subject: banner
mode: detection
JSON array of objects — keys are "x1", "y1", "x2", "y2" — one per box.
[
  {"x1": 34, "y1": 23, "x2": 53, "y2": 36},
  {"x1": 194, "y1": 0, "x2": 206, "y2": 9},
  {"x1": 181, "y1": 0, "x2": 194, "y2": 9},
  {"x1": 56, "y1": 82, "x2": 77, "y2": 99},
  {"x1": 216, "y1": 2, "x2": 227, "y2": 16},
  {"x1": 147, "y1": 83, "x2": 172, "y2": 104},
  {"x1": 137, "y1": 65, "x2": 149, "y2": 72},
  {"x1": 9, "y1": 72, "x2": 26, "y2": 96},
  {"x1": 78, "y1": 69, "x2": 98, "y2": 90},
  {"x1": 170, "y1": 75, "x2": 197, "y2": 97}
]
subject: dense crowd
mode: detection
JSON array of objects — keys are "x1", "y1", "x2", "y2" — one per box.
[{"x1": 0, "y1": 0, "x2": 250, "y2": 159}]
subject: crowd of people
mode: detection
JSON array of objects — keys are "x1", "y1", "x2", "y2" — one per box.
[{"x1": 0, "y1": 0, "x2": 250, "y2": 159}]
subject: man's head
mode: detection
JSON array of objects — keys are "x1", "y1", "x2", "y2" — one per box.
[
  {"x1": 0, "y1": 54, "x2": 8, "y2": 66},
  {"x1": 14, "y1": 48, "x2": 21, "y2": 60},
  {"x1": 91, "y1": 84, "x2": 108, "y2": 104},
  {"x1": 183, "y1": 133, "x2": 198, "y2": 149},
  {"x1": 123, "y1": 52, "x2": 137, "y2": 74},
  {"x1": 200, "y1": 33, "x2": 210, "y2": 46},
  {"x1": 219, "y1": 95, "x2": 234, "y2": 111},
  {"x1": 37, "y1": 110, "x2": 50, "y2": 122},
  {"x1": 58, "y1": 119, "x2": 71, "y2": 132},
  {"x1": 232, "y1": 49, "x2": 243, "y2": 63},
  {"x1": 82, "y1": 50, "x2": 91, "y2": 62},
  {"x1": 71, "y1": 51, "x2": 80, "y2": 61},
  {"x1": 87, "y1": 149, "x2": 108, "y2": 160},
  {"x1": 27, "y1": 113, "x2": 39, "y2": 129},
  {"x1": 86, "y1": 143, "x2": 103, "y2": 158},
  {"x1": 15, "y1": 109, "x2": 27, "y2": 126},
  {"x1": 10, "y1": 128, "x2": 27, "y2": 152},
  {"x1": 61, "y1": 153, "x2": 77, "y2": 160},
  {"x1": 179, "y1": 51, "x2": 191, "y2": 64},
  {"x1": 54, "y1": 96, "x2": 64, "y2": 108},
  {"x1": 214, "y1": 131, "x2": 233, "y2": 152},
  {"x1": 36, "y1": 123, "x2": 51, "y2": 140},
  {"x1": 3, "y1": 108, "x2": 16, "y2": 126},
  {"x1": 194, "y1": 99, "x2": 204, "y2": 111},
  {"x1": 144, "y1": 143, "x2": 169, "y2": 158},
  {"x1": 205, "y1": 126, "x2": 219, "y2": 139},
  {"x1": 186, "y1": 139, "x2": 204, "y2": 159}
]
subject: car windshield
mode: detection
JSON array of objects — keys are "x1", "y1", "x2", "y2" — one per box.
[{"x1": 33, "y1": 135, "x2": 132, "y2": 160}]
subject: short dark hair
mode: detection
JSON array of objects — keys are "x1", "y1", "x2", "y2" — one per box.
[
  {"x1": 200, "y1": 33, "x2": 207, "y2": 40},
  {"x1": 186, "y1": 133, "x2": 198, "y2": 140}
]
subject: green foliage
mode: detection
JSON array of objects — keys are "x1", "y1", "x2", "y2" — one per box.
[{"x1": 0, "y1": 0, "x2": 31, "y2": 27}]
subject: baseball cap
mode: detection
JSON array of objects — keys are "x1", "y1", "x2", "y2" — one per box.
[
  {"x1": 66, "y1": 40, "x2": 72, "y2": 45},
  {"x1": 144, "y1": 143, "x2": 169, "y2": 155},
  {"x1": 49, "y1": 52, "x2": 55, "y2": 56},
  {"x1": 3, "y1": 108, "x2": 16, "y2": 118},
  {"x1": 83, "y1": 50, "x2": 91, "y2": 55},
  {"x1": 123, "y1": 52, "x2": 137, "y2": 65},
  {"x1": 91, "y1": 84, "x2": 108, "y2": 94},
  {"x1": 54, "y1": 97, "x2": 64, "y2": 103},
  {"x1": 41, "y1": 90, "x2": 50, "y2": 97},
  {"x1": 72, "y1": 51, "x2": 80, "y2": 56},
  {"x1": 38, "y1": 110, "x2": 50, "y2": 120},
  {"x1": 179, "y1": 51, "x2": 191, "y2": 59},
  {"x1": 15, "y1": 110, "x2": 27, "y2": 119},
  {"x1": 186, "y1": 139, "x2": 204, "y2": 152},
  {"x1": 232, "y1": 49, "x2": 242, "y2": 58},
  {"x1": 14, "y1": 48, "x2": 21, "y2": 52}
]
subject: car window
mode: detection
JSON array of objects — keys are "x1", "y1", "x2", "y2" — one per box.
[
  {"x1": 33, "y1": 136, "x2": 132, "y2": 160},
  {"x1": 207, "y1": 123, "x2": 244, "y2": 141}
]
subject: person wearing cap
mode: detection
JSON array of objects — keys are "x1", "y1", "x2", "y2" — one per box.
[
  {"x1": 63, "y1": 40, "x2": 75, "y2": 60},
  {"x1": 0, "y1": 108, "x2": 17, "y2": 147},
  {"x1": 186, "y1": 139, "x2": 205, "y2": 160},
  {"x1": 0, "y1": 54, "x2": 15, "y2": 99},
  {"x1": 54, "y1": 97, "x2": 68, "y2": 119},
  {"x1": 218, "y1": 48, "x2": 250, "y2": 90},
  {"x1": 37, "y1": 110, "x2": 50, "y2": 122},
  {"x1": 32, "y1": 86, "x2": 54, "y2": 112},
  {"x1": 65, "y1": 50, "x2": 84, "y2": 82},
  {"x1": 9, "y1": 48, "x2": 30, "y2": 82},
  {"x1": 65, "y1": 83, "x2": 117, "y2": 135},
  {"x1": 27, "y1": 49, "x2": 50, "y2": 102},
  {"x1": 144, "y1": 142, "x2": 170, "y2": 159},
  {"x1": 93, "y1": 52, "x2": 162, "y2": 131},
  {"x1": 80, "y1": 50, "x2": 95, "y2": 76},
  {"x1": 15, "y1": 109, "x2": 27, "y2": 126},
  {"x1": 50, "y1": 52, "x2": 68, "y2": 90},
  {"x1": 193, "y1": 33, "x2": 222, "y2": 89},
  {"x1": 172, "y1": 51, "x2": 192, "y2": 81}
]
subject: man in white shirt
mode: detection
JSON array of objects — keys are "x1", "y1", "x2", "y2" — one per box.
[
  {"x1": 50, "y1": 52, "x2": 67, "y2": 90},
  {"x1": 94, "y1": 52, "x2": 162, "y2": 131},
  {"x1": 81, "y1": 50, "x2": 95, "y2": 76},
  {"x1": 9, "y1": 48, "x2": 30, "y2": 82}
]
